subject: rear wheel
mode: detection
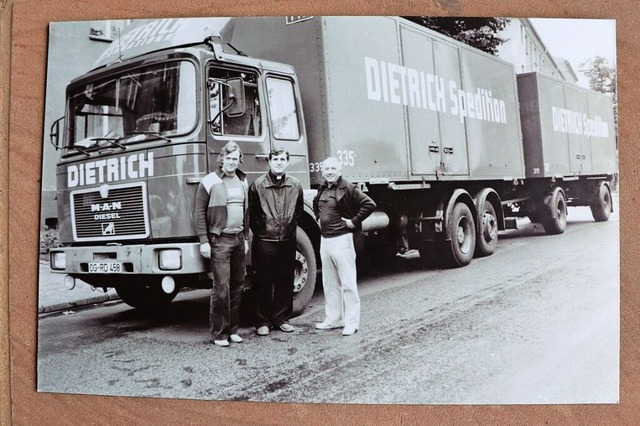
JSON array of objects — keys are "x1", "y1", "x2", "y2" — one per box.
[
  {"x1": 442, "y1": 202, "x2": 476, "y2": 267},
  {"x1": 542, "y1": 189, "x2": 567, "y2": 235},
  {"x1": 475, "y1": 200, "x2": 498, "y2": 257},
  {"x1": 115, "y1": 278, "x2": 179, "y2": 310},
  {"x1": 590, "y1": 183, "x2": 612, "y2": 222}
]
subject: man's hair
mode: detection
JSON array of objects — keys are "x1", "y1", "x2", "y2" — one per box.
[
  {"x1": 321, "y1": 156, "x2": 342, "y2": 171},
  {"x1": 218, "y1": 141, "x2": 243, "y2": 165},
  {"x1": 269, "y1": 147, "x2": 290, "y2": 161}
]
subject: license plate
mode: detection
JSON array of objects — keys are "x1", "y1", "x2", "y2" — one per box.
[{"x1": 88, "y1": 262, "x2": 123, "y2": 273}]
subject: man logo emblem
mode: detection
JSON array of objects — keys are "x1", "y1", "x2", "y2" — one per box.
[{"x1": 102, "y1": 222, "x2": 115, "y2": 235}]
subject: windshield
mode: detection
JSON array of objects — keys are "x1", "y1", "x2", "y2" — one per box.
[{"x1": 66, "y1": 60, "x2": 197, "y2": 150}]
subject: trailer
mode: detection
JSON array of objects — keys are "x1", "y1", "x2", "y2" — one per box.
[{"x1": 48, "y1": 17, "x2": 617, "y2": 313}]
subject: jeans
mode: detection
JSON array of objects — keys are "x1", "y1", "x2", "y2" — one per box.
[
  {"x1": 253, "y1": 238, "x2": 296, "y2": 328},
  {"x1": 319, "y1": 233, "x2": 360, "y2": 329},
  {"x1": 209, "y1": 233, "x2": 245, "y2": 341}
]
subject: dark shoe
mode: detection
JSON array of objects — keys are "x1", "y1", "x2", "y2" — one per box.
[
  {"x1": 278, "y1": 323, "x2": 295, "y2": 333},
  {"x1": 213, "y1": 339, "x2": 230, "y2": 347},
  {"x1": 256, "y1": 326, "x2": 270, "y2": 336},
  {"x1": 315, "y1": 321, "x2": 343, "y2": 330},
  {"x1": 342, "y1": 327, "x2": 358, "y2": 336}
]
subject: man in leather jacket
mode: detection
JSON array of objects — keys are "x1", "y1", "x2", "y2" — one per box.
[
  {"x1": 312, "y1": 157, "x2": 376, "y2": 336},
  {"x1": 249, "y1": 147, "x2": 304, "y2": 336}
]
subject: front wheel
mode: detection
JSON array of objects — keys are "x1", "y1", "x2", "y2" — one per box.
[
  {"x1": 115, "y1": 278, "x2": 179, "y2": 311},
  {"x1": 542, "y1": 189, "x2": 568, "y2": 235},
  {"x1": 292, "y1": 227, "x2": 317, "y2": 316}
]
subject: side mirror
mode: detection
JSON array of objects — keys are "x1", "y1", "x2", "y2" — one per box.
[
  {"x1": 224, "y1": 77, "x2": 246, "y2": 117},
  {"x1": 50, "y1": 117, "x2": 64, "y2": 150}
]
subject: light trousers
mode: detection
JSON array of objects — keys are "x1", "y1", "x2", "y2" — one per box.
[{"x1": 319, "y1": 233, "x2": 360, "y2": 329}]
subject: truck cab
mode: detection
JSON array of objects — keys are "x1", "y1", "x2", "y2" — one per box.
[{"x1": 49, "y1": 18, "x2": 316, "y2": 312}]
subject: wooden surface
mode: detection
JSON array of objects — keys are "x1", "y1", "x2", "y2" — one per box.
[{"x1": 3, "y1": 0, "x2": 639, "y2": 424}]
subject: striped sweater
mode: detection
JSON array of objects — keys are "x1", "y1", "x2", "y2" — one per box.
[{"x1": 194, "y1": 168, "x2": 249, "y2": 244}]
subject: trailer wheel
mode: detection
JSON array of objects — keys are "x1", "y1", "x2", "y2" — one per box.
[
  {"x1": 116, "y1": 279, "x2": 179, "y2": 310},
  {"x1": 292, "y1": 227, "x2": 317, "y2": 316},
  {"x1": 475, "y1": 200, "x2": 498, "y2": 257},
  {"x1": 590, "y1": 183, "x2": 612, "y2": 222},
  {"x1": 442, "y1": 202, "x2": 476, "y2": 267},
  {"x1": 542, "y1": 189, "x2": 567, "y2": 235}
]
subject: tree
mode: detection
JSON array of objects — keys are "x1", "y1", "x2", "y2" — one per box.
[
  {"x1": 581, "y1": 56, "x2": 618, "y2": 151},
  {"x1": 402, "y1": 17, "x2": 510, "y2": 55},
  {"x1": 580, "y1": 56, "x2": 616, "y2": 94}
]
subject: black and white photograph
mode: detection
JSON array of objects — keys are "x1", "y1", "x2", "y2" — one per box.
[{"x1": 37, "y1": 15, "x2": 619, "y2": 404}]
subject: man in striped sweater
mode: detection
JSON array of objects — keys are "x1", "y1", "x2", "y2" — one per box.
[{"x1": 194, "y1": 141, "x2": 249, "y2": 348}]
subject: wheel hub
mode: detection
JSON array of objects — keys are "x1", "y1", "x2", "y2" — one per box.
[{"x1": 293, "y1": 250, "x2": 308, "y2": 293}]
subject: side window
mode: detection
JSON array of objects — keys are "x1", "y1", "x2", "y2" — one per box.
[
  {"x1": 208, "y1": 67, "x2": 261, "y2": 137},
  {"x1": 266, "y1": 77, "x2": 300, "y2": 141}
]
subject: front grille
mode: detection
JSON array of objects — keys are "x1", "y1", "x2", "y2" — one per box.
[{"x1": 71, "y1": 182, "x2": 149, "y2": 241}]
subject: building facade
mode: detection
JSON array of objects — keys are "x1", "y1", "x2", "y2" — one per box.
[{"x1": 497, "y1": 18, "x2": 578, "y2": 84}]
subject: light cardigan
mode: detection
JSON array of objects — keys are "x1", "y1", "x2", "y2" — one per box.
[{"x1": 194, "y1": 168, "x2": 249, "y2": 244}]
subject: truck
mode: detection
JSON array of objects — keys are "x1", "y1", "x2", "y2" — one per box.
[{"x1": 48, "y1": 16, "x2": 617, "y2": 314}]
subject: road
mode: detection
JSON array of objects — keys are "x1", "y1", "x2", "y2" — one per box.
[{"x1": 37, "y1": 201, "x2": 619, "y2": 404}]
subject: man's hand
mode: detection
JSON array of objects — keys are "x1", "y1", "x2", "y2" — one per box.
[
  {"x1": 200, "y1": 242, "x2": 212, "y2": 259},
  {"x1": 342, "y1": 218, "x2": 356, "y2": 229}
]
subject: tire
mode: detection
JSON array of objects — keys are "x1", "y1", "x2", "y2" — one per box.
[
  {"x1": 475, "y1": 200, "x2": 498, "y2": 257},
  {"x1": 541, "y1": 189, "x2": 568, "y2": 235},
  {"x1": 442, "y1": 202, "x2": 476, "y2": 268},
  {"x1": 291, "y1": 227, "x2": 317, "y2": 316},
  {"x1": 590, "y1": 183, "x2": 612, "y2": 222},
  {"x1": 115, "y1": 278, "x2": 178, "y2": 310}
]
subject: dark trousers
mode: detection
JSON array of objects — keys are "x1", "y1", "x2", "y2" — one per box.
[
  {"x1": 210, "y1": 233, "x2": 245, "y2": 341},
  {"x1": 253, "y1": 238, "x2": 296, "y2": 328}
]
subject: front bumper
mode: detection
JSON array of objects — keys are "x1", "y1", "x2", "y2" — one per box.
[{"x1": 49, "y1": 242, "x2": 207, "y2": 275}]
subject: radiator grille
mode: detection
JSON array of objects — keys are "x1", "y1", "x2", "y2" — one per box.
[{"x1": 71, "y1": 183, "x2": 149, "y2": 241}]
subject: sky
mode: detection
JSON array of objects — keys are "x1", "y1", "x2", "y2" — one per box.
[{"x1": 528, "y1": 18, "x2": 617, "y2": 88}]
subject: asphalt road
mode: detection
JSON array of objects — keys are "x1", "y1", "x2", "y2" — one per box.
[{"x1": 37, "y1": 201, "x2": 619, "y2": 404}]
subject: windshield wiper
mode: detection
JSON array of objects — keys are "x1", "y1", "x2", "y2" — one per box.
[
  {"x1": 92, "y1": 137, "x2": 126, "y2": 150},
  {"x1": 125, "y1": 131, "x2": 172, "y2": 143}
]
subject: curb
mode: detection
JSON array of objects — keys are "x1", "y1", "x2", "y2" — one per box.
[{"x1": 38, "y1": 293, "x2": 122, "y2": 315}]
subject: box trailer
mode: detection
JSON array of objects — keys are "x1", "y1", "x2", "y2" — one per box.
[{"x1": 48, "y1": 17, "x2": 617, "y2": 313}]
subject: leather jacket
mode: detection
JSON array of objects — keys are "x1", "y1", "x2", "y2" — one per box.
[
  {"x1": 312, "y1": 176, "x2": 376, "y2": 232},
  {"x1": 249, "y1": 172, "x2": 303, "y2": 241}
]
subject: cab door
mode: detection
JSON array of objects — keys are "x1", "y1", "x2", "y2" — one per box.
[
  {"x1": 263, "y1": 74, "x2": 309, "y2": 188},
  {"x1": 206, "y1": 64, "x2": 271, "y2": 184}
]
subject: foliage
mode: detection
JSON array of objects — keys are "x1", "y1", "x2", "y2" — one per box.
[
  {"x1": 580, "y1": 56, "x2": 616, "y2": 94},
  {"x1": 40, "y1": 227, "x2": 61, "y2": 254},
  {"x1": 402, "y1": 17, "x2": 510, "y2": 55}
]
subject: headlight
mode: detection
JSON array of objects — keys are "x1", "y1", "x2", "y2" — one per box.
[
  {"x1": 159, "y1": 249, "x2": 182, "y2": 270},
  {"x1": 50, "y1": 252, "x2": 66, "y2": 270}
]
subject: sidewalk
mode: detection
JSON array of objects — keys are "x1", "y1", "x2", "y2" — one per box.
[{"x1": 38, "y1": 260, "x2": 120, "y2": 314}]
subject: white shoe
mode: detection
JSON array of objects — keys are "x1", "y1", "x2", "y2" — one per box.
[
  {"x1": 342, "y1": 327, "x2": 358, "y2": 336},
  {"x1": 315, "y1": 321, "x2": 343, "y2": 330},
  {"x1": 229, "y1": 334, "x2": 243, "y2": 343},
  {"x1": 213, "y1": 339, "x2": 230, "y2": 347},
  {"x1": 256, "y1": 326, "x2": 270, "y2": 336},
  {"x1": 278, "y1": 323, "x2": 295, "y2": 332}
]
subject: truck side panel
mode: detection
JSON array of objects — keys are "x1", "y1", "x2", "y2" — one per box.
[
  {"x1": 230, "y1": 16, "x2": 526, "y2": 185},
  {"x1": 321, "y1": 17, "x2": 410, "y2": 183},
  {"x1": 517, "y1": 72, "x2": 616, "y2": 178},
  {"x1": 458, "y1": 47, "x2": 524, "y2": 179}
]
